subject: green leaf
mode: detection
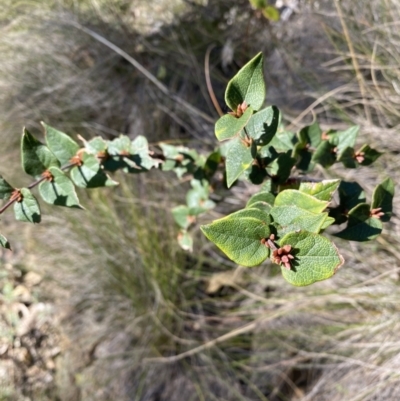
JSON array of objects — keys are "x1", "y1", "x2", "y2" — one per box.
[
  {"x1": 299, "y1": 180, "x2": 340, "y2": 201},
  {"x1": 129, "y1": 135, "x2": 156, "y2": 172},
  {"x1": 267, "y1": 151, "x2": 296, "y2": 184},
  {"x1": 227, "y1": 207, "x2": 271, "y2": 223},
  {"x1": 178, "y1": 230, "x2": 193, "y2": 252},
  {"x1": 274, "y1": 190, "x2": 328, "y2": 213},
  {"x1": 357, "y1": 144, "x2": 382, "y2": 166},
  {"x1": 246, "y1": 106, "x2": 280, "y2": 146},
  {"x1": 215, "y1": 107, "x2": 253, "y2": 141},
  {"x1": 225, "y1": 52, "x2": 265, "y2": 112},
  {"x1": 203, "y1": 150, "x2": 222, "y2": 179},
  {"x1": 329, "y1": 125, "x2": 359, "y2": 158},
  {"x1": 298, "y1": 121, "x2": 322, "y2": 149},
  {"x1": 334, "y1": 203, "x2": 382, "y2": 241},
  {"x1": 246, "y1": 191, "x2": 275, "y2": 208},
  {"x1": 277, "y1": 231, "x2": 344, "y2": 286},
  {"x1": 13, "y1": 188, "x2": 41, "y2": 223},
  {"x1": 39, "y1": 167, "x2": 82, "y2": 208},
  {"x1": 338, "y1": 147, "x2": 357, "y2": 169},
  {"x1": 371, "y1": 177, "x2": 394, "y2": 222},
  {"x1": 84, "y1": 136, "x2": 108, "y2": 154},
  {"x1": 271, "y1": 205, "x2": 329, "y2": 235},
  {"x1": 0, "y1": 176, "x2": 14, "y2": 200},
  {"x1": 21, "y1": 128, "x2": 59, "y2": 177},
  {"x1": 249, "y1": 0, "x2": 267, "y2": 8},
  {"x1": 225, "y1": 137, "x2": 254, "y2": 188},
  {"x1": 107, "y1": 135, "x2": 131, "y2": 155},
  {"x1": 268, "y1": 128, "x2": 296, "y2": 151},
  {"x1": 262, "y1": 5, "x2": 280, "y2": 21},
  {"x1": 338, "y1": 181, "x2": 366, "y2": 211},
  {"x1": 42, "y1": 122, "x2": 80, "y2": 165},
  {"x1": 70, "y1": 153, "x2": 118, "y2": 188},
  {"x1": 186, "y1": 180, "x2": 215, "y2": 210},
  {"x1": 172, "y1": 205, "x2": 193, "y2": 230},
  {"x1": 0, "y1": 234, "x2": 11, "y2": 250},
  {"x1": 312, "y1": 140, "x2": 336, "y2": 168},
  {"x1": 201, "y1": 216, "x2": 271, "y2": 267}
]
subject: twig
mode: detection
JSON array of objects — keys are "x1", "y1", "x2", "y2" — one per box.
[{"x1": 205, "y1": 44, "x2": 223, "y2": 117}]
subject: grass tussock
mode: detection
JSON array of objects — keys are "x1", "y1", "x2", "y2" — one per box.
[{"x1": 0, "y1": 0, "x2": 400, "y2": 400}]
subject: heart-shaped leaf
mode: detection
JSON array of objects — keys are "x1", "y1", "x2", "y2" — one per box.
[
  {"x1": 274, "y1": 190, "x2": 328, "y2": 213},
  {"x1": 266, "y1": 151, "x2": 296, "y2": 184},
  {"x1": 297, "y1": 120, "x2": 322, "y2": 149},
  {"x1": 277, "y1": 231, "x2": 344, "y2": 286},
  {"x1": 299, "y1": 180, "x2": 340, "y2": 201},
  {"x1": 225, "y1": 52, "x2": 265, "y2": 112},
  {"x1": 371, "y1": 177, "x2": 394, "y2": 222},
  {"x1": 334, "y1": 203, "x2": 382, "y2": 241},
  {"x1": 225, "y1": 137, "x2": 254, "y2": 188},
  {"x1": 201, "y1": 216, "x2": 272, "y2": 267},
  {"x1": 70, "y1": 153, "x2": 118, "y2": 188},
  {"x1": 0, "y1": 176, "x2": 14, "y2": 200},
  {"x1": 39, "y1": 167, "x2": 82, "y2": 208},
  {"x1": 246, "y1": 191, "x2": 275, "y2": 208},
  {"x1": 338, "y1": 181, "x2": 366, "y2": 211},
  {"x1": 329, "y1": 125, "x2": 359, "y2": 158},
  {"x1": 22, "y1": 128, "x2": 59, "y2": 177},
  {"x1": 338, "y1": 147, "x2": 357, "y2": 168},
  {"x1": 271, "y1": 205, "x2": 329, "y2": 235},
  {"x1": 14, "y1": 188, "x2": 41, "y2": 223},
  {"x1": 357, "y1": 144, "x2": 382, "y2": 166},
  {"x1": 312, "y1": 140, "x2": 337, "y2": 168},
  {"x1": 43, "y1": 122, "x2": 80, "y2": 165},
  {"x1": 215, "y1": 107, "x2": 253, "y2": 141},
  {"x1": 246, "y1": 106, "x2": 280, "y2": 146},
  {"x1": 228, "y1": 207, "x2": 271, "y2": 223}
]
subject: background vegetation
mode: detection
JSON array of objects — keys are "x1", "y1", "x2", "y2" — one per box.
[{"x1": 0, "y1": 0, "x2": 399, "y2": 400}]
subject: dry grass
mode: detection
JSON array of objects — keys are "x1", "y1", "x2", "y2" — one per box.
[{"x1": 0, "y1": 0, "x2": 400, "y2": 400}]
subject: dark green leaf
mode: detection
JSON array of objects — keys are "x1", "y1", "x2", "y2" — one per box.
[
  {"x1": 13, "y1": 188, "x2": 41, "y2": 223},
  {"x1": 21, "y1": 128, "x2": 59, "y2": 177},
  {"x1": 334, "y1": 203, "x2": 382, "y2": 241},
  {"x1": 312, "y1": 140, "x2": 336, "y2": 168},
  {"x1": 0, "y1": 234, "x2": 11, "y2": 250},
  {"x1": 277, "y1": 231, "x2": 344, "y2": 286},
  {"x1": 225, "y1": 52, "x2": 265, "y2": 112},
  {"x1": 329, "y1": 125, "x2": 359, "y2": 158},
  {"x1": 42, "y1": 122, "x2": 80, "y2": 165},
  {"x1": 298, "y1": 121, "x2": 322, "y2": 149},
  {"x1": 338, "y1": 181, "x2": 366, "y2": 211},
  {"x1": 339, "y1": 147, "x2": 357, "y2": 168},
  {"x1": 0, "y1": 176, "x2": 14, "y2": 200},
  {"x1": 357, "y1": 144, "x2": 382, "y2": 166},
  {"x1": 371, "y1": 177, "x2": 394, "y2": 222},
  {"x1": 246, "y1": 106, "x2": 280, "y2": 146},
  {"x1": 267, "y1": 151, "x2": 296, "y2": 184}
]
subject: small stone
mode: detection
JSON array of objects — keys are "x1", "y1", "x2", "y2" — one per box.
[{"x1": 23, "y1": 271, "x2": 42, "y2": 287}]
